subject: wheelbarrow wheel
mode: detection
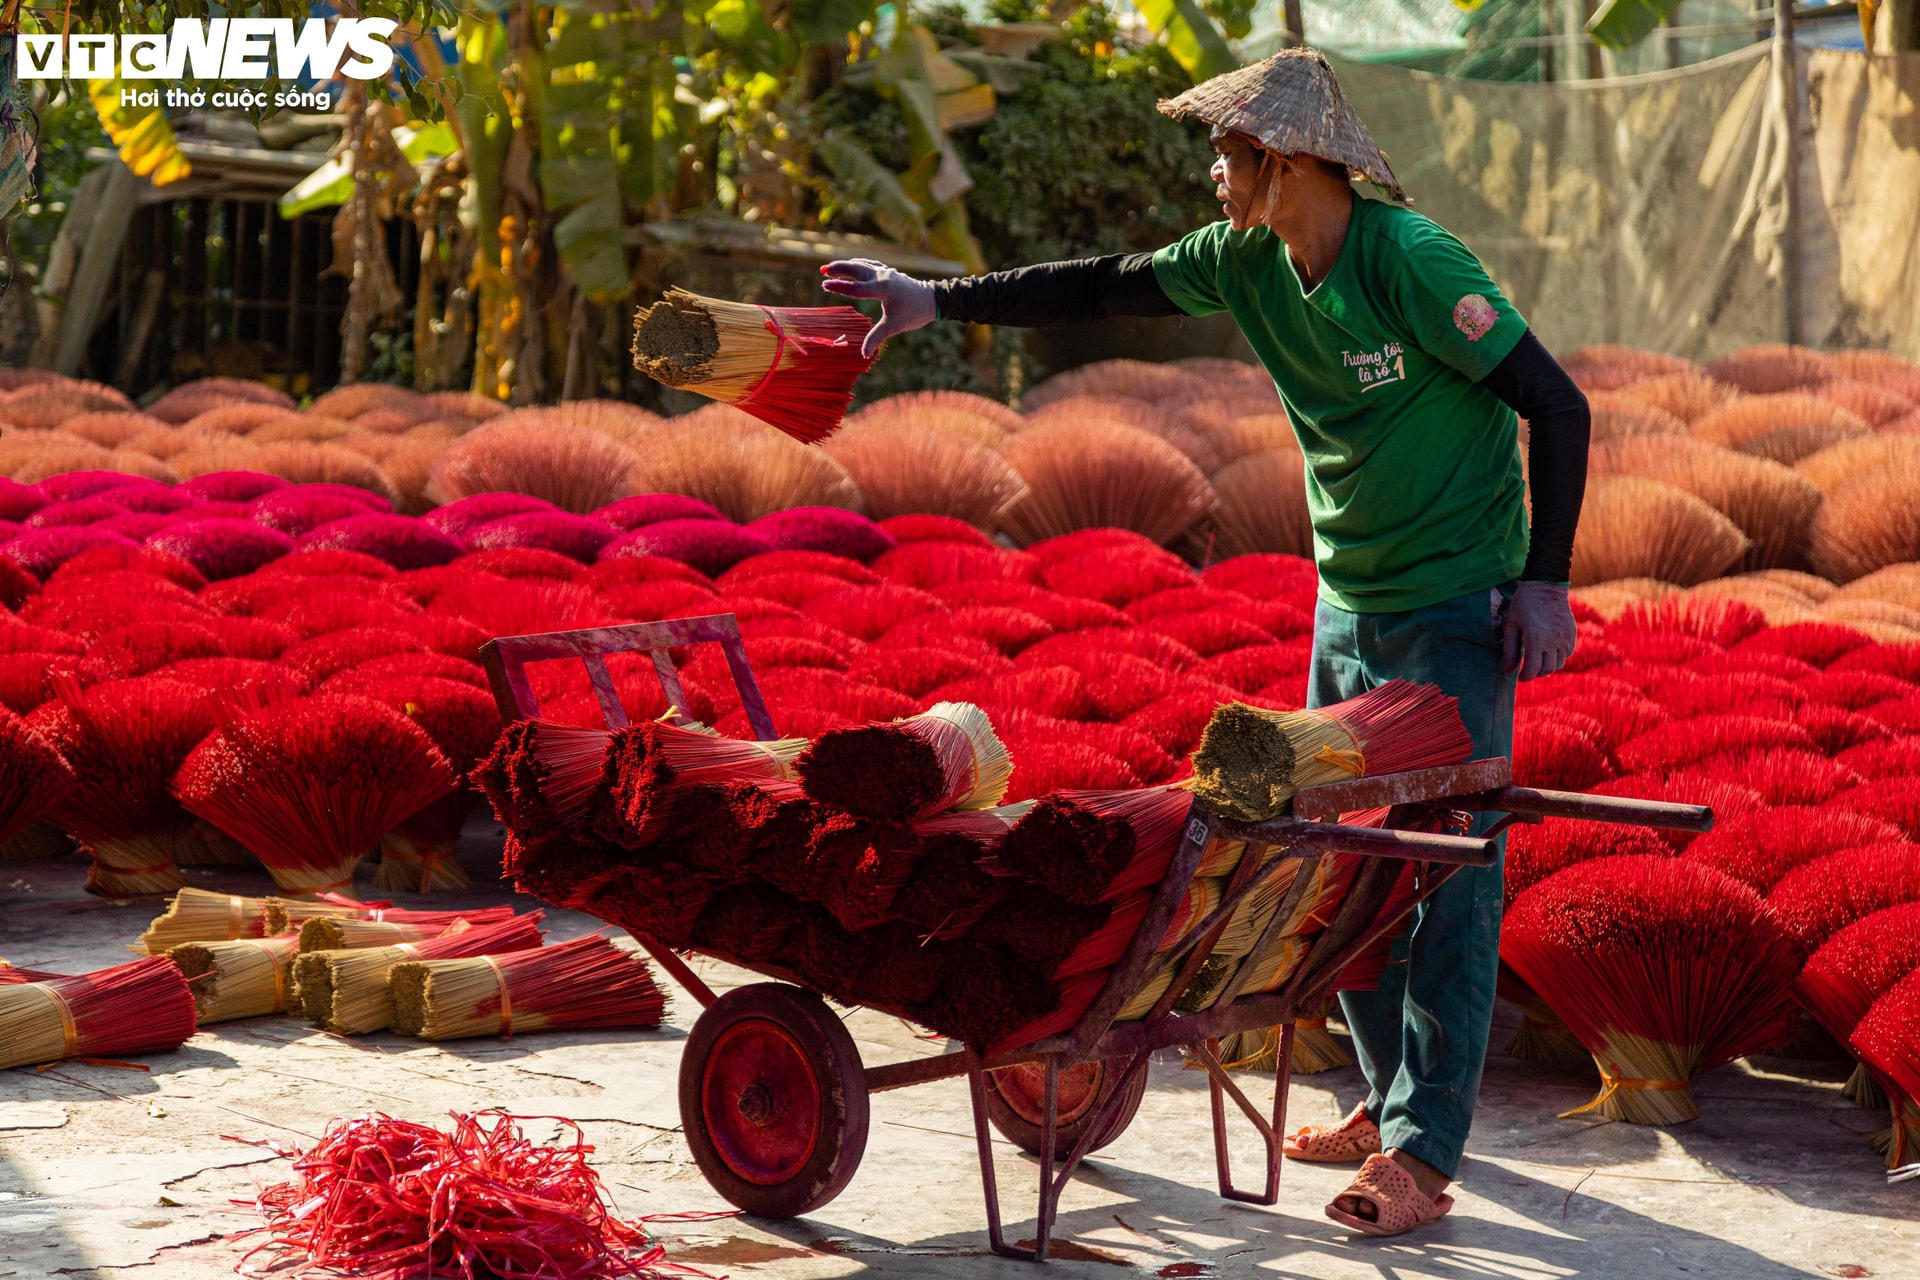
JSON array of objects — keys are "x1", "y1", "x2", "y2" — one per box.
[
  {"x1": 982, "y1": 1058, "x2": 1147, "y2": 1160},
  {"x1": 679, "y1": 983, "x2": 869, "y2": 1218}
]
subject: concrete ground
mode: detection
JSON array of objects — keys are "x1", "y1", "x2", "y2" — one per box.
[{"x1": 2, "y1": 829, "x2": 1916, "y2": 1280}]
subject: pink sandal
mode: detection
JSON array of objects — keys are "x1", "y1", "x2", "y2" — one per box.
[
  {"x1": 1281, "y1": 1101, "x2": 1382, "y2": 1163},
  {"x1": 1325, "y1": 1153, "x2": 1455, "y2": 1237}
]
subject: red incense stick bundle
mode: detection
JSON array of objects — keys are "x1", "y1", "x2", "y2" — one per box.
[
  {"x1": 632, "y1": 288, "x2": 878, "y2": 442},
  {"x1": 0, "y1": 956, "x2": 198, "y2": 1070},
  {"x1": 794, "y1": 701, "x2": 1010, "y2": 822},
  {"x1": 0, "y1": 959, "x2": 62, "y2": 984},
  {"x1": 600, "y1": 720, "x2": 807, "y2": 849},
  {"x1": 916, "y1": 946, "x2": 1061, "y2": 1053},
  {"x1": 1685, "y1": 805, "x2": 1904, "y2": 892},
  {"x1": 390, "y1": 934, "x2": 667, "y2": 1040},
  {"x1": 174, "y1": 693, "x2": 456, "y2": 896},
  {"x1": 472, "y1": 719, "x2": 611, "y2": 838},
  {"x1": 1795, "y1": 902, "x2": 1920, "y2": 1112},
  {"x1": 1191, "y1": 679, "x2": 1474, "y2": 821},
  {"x1": 1848, "y1": 970, "x2": 1920, "y2": 1169},
  {"x1": 293, "y1": 913, "x2": 546, "y2": 1034},
  {"x1": 993, "y1": 785, "x2": 1193, "y2": 905},
  {"x1": 0, "y1": 706, "x2": 74, "y2": 845},
  {"x1": 890, "y1": 805, "x2": 1030, "y2": 936},
  {"x1": 691, "y1": 882, "x2": 812, "y2": 965},
  {"x1": 1765, "y1": 843, "x2": 1920, "y2": 954},
  {"x1": 1503, "y1": 855, "x2": 1799, "y2": 1124},
  {"x1": 29, "y1": 675, "x2": 216, "y2": 895}
]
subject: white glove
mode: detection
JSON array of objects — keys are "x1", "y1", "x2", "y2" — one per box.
[{"x1": 820, "y1": 258, "x2": 937, "y2": 360}]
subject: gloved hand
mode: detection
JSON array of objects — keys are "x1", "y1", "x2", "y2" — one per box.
[
  {"x1": 820, "y1": 258, "x2": 937, "y2": 359},
  {"x1": 1502, "y1": 580, "x2": 1578, "y2": 682}
]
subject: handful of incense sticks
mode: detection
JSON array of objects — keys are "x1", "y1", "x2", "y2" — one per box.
[
  {"x1": 167, "y1": 935, "x2": 300, "y2": 1023},
  {"x1": 993, "y1": 785, "x2": 1193, "y2": 905},
  {"x1": 174, "y1": 693, "x2": 456, "y2": 896},
  {"x1": 0, "y1": 957, "x2": 198, "y2": 1071},
  {"x1": 135, "y1": 888, "x2": 386, "y2": 955},
  {"x1": 600, "y1": 719, "x2": 807, "y2": 848},
  {"x1": 1190, "y1": 679, "x2": 1474, "y2": 821},
  {"x1": 263, "y1": 899, "x2": 468, "y2": 937},
  {"x1": 631, "y1": 287, "x2": 878, "y2": 442},
  {"x1": 794, "y1": 702, "x2": 1010, "y2": 822},
  {"x1": 390, "y1": 934, "x2": 666, "y2": 1041},
  {"x1": 292, "y1": 913, "x2": 546, "y2": 1034},
  {"x1": 0, "y1": 959, "x2": 62, "y2": 984},
  {"x1": 473, "y1": 720, "x2": 614, "y2": 835},
  {"x1": 295, "y1": 906, "x2": 518, "y2": 953}
]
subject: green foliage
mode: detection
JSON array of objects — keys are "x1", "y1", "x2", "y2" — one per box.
[
  {"x1": 813, "y1": 10, "x2": 1220, "y2": 271},
  {"x1": 8, "y1": 90, "x2": 105, "y2": 271},
  {"x1": 1586, "y1": 0, "x2": 1686, "y2": 50},
  {"x1": 1197, "y1": 0, "x2": 1257, "y2": 42},
  {"x1": 852, "y1": 316, "x2": 1035, "y2": 407}
]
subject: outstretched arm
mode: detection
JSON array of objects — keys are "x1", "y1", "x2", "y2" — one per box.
[
  {"x1": 1479, "y1": 329, "x2": 1591, "y2": 682},
  {"x1": 821, "y1": 254, "x2": 1182, "y2": 359}
]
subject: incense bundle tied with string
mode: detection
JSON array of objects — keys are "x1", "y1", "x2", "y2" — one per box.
[
  {"x1": 631, "y1": 288, "x2": 878, "y2": 443},
  {"x1": 0, "y1": 956, "x2": 198, "y2": 1071},
  {"x1": 291, "y1": 913, "x2": 546, "y2": 1034},
  {"x1": 390, "y1": 933, "x2": 666, "y2": 1041},
  {"x1": 794, "y1": 702, "x2": 1010, "y2": 823},
  {"x1": 167, "y1": 934, "x2": 301, "y2": 1023},
  {"x1": 1190, "y1": 679, "x2": 1474, "y2": 821}
]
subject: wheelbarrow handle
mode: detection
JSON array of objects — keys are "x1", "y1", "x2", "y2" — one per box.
[
  {"x1": 1210, "y1": 817, "x2": 1500, "y2": 867},
  {"x1": 1466, "y1": 785, "x2": 1714, "y2": 833}
]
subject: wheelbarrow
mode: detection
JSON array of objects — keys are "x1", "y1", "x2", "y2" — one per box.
[{"x1": 479, "y1": 612, "x2": 1713, "y2": 1260}]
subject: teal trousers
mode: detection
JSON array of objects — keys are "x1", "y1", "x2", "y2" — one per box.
[{"x1": 1311, "y1": 581, "x2": 1517, "y2": 1180}]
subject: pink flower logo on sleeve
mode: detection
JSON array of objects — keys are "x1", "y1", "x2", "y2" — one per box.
[{"x1": 1453, "y1": 293, "x2": 1497, "y2": 341}]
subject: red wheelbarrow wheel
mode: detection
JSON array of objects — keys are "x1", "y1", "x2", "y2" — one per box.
[
  {"x1": 679, "y1": 983, "x2": 869, "y2": 1218},
  {"x1": 982, "y1": 1058, "x2": 1147, "y2": 1159}
]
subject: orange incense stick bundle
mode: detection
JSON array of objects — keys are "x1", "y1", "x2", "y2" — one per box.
[
  {"x1": 0, "y1": 956, "x2": 198, "y2": 1071},
  {"x1": 1191, "y1": 679, "x2": 1473, "y2": 821},
  {"x1": 631, "y1": 288, "x2": 878, "y2": 442},
  {"x1": 993, "y1": 784, "x2": 1193, "y2": 904},
  {"x1": 29, "y1": 675, "x2": 216, "y2": 896},
  {"x1": 599, "y1": 720, "x2": 807, "y2": 850},
  {"x1": 174, "y1": 693, "x2": 455, "y2": 896},
  {"x1": 794, "y1": 701, "x2": 1010, "y2": 822},
  {"x1": 390, "y1": 934, "x2": 666, "y2": 1041}
]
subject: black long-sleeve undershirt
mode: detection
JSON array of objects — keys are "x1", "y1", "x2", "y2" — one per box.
[{"x1": 930, "y1": 254, "x2": 1589, "y2": 585}]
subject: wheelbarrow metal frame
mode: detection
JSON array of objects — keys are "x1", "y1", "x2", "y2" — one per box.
[{"x1": 479, "y1": 615, "x2": 1713, "y2": 1261}]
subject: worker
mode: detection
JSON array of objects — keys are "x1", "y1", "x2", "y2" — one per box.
[{"x1": 822, "y1": 48, "x2": 1589, "y2": 1239}]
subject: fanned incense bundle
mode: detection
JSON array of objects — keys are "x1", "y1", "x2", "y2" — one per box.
[
  {"x1": 631, "y1": 288, "x2": 878, "y2": 442},
  {"x1": 1503, "y1": 856, "x2": 1799, "y2": 1124},
  {"x1": 993, "y1": 785, "x2": 1194, "y2": 905},
  {"x1": 294, "y1": 913, "x2": 545, "y2": 1034},
  {"x1": 0, "y1": 957, "x2": 198, "y2": 1071},
  {"x1": 600, "y1": 720, "x2": 807, "y2": 848},
  {"x1": 473, "y1": 719, "x2": 612, "y2": 835},
  {"x1": 1795, "y1": 903, "x2": 1920, "y2": 1114},
  {"x1": 390, "y1": 934, "x2": 666, "y2": 1040},
  {"x1": 0, "y1": 708, "x2": 74, "y2": 846},
  {"x1": 29, "y1": 676, "x2": 216, "y2": 895},
  {"x1": 167, "y1": 934, "x2": 300, "y2": 1023},
  {"x1": 1849, "y1": 969, "x2": 1920, "y2": 1168},
  {"x1": 794, "y1": 702, "x2": 1009, "y2": 822},
  {"x1": 1190, "y1": 680, "x2": 1473, "y2": 821},
  {"x1": 295, "y1": 908, "x2": 515, "y2": 953},
  {"x1": 174, "y1": 694, "x2": 456, "y2": 895}
]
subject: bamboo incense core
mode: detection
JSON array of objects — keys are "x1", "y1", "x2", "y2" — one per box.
[
  {"x1": 632, "y1": 290, "x2": 773, "y2": 397},
  {"x1": 167, "y1": 936, "x2": 298, "y2": 1022}
]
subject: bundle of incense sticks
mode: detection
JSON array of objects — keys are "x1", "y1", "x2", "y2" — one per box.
[
  {"x1": 174, "y1": 693, "x2": 456, "y2": 896},
  {"x1": 1190, "y1": 679, "x2": 1473, "y2": 821},
  {"x1": 889, "y1": 803, "x2": 1033, "y2": 936},
  {"x1": 631, "y1": 287, "x2": 878, "y2": 442},
  {"x1": 0, "y1": 959, "x2": 62, "y2": 984},
  {"x1": 293, "y1": 913, "x2": 545, "y2": 1034},
  {"x1": 0, "y1": 957, "x2": 198, "y2": 1071},
  {"x1": 167, "y1": 935, "x2": 301, "y2": 1023},
  {"x1": 599, "y1": 720, "x2": 807, "y2": 849},
  {"x1": 390, "y1": 934, "x2": 667, "y2": 1041},
  {"x1": 296, "y1": 907, "x2": 517, "y2": 954},
  {"x1": 1795, "y1": 903, "x2": 1920, "y2": 1118},
  {"x1": 134, "y1": 888, "x2": 380, "y2": 955},
  {"x1": 992, "y1": 785, "x2": 1194, "y2": 904},
  {"x1": 0, "y1": 706, "x2": 75, "y2": 847},
  {"x1": 260, "y1": 899, "x2": 457, "y2": 935},
  {"x1": 794, "y1": 702, "x2": 1010, "y2": 822},
  {"x1": 472, "y1": 719, "x2": 613, "y2": 835}
]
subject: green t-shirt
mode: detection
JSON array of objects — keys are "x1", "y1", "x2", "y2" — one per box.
[{"x1": 1152, "y1": 197, "x2": 1530, "y2": 614}]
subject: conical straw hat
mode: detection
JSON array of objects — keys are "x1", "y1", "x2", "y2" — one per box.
[{"x1": 1158, "y1": 48, "x2": 1407, "y2": 205}]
